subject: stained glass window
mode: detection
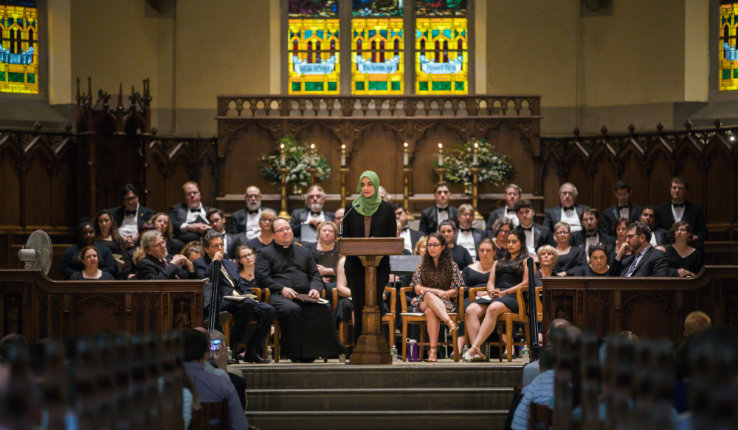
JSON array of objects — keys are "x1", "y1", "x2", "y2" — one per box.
[
  {"x1": 720, "y1": 2, "x2": 738, "y2": 91},
  {"x1": 288, "y1": 1, "x2": 340, "y2": 94},
  {"x1": 352, "y1": 2, "x2": 403, "y2": 94},
  {"x1": 0, "y1": 0, "x2": 38, "y2": 94},
  {"x1": 415, "y1": 0, "x2": 467, "y2": 94}
]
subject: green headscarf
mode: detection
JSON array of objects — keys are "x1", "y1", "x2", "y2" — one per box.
[{"x1": 352, "y1": 170, "x2": 382, "y2": 216}]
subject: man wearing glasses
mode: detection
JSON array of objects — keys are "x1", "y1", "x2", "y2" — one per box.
[
  {"x1": 109, "y1": 184, "x2": 157, "y2": 248},
  {"x1": 543, "y1": 182, "x2": 589, "y2": 234},
  {"x1": 611, "y1": 221, "x2": 669, "y2": 277},
  {"x1": 230, "y1": 186, "x2": 271, "y2": 240},
  {"x1": 169, "y1": 181, "x2": 212, "y2": 253},
  {"x1": 255, "y1": 218, "x2": 344, "y2": 362}
]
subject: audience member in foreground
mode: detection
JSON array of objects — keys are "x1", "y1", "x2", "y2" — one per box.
[
  {"x1": 464, "y1": 228, "x2": 531, "y2": 362},
  {"x1": 183, "y1": 329, "x2": 248, "y2": 430},
  {"x1": 511, "y1": 345, "x2": 556, "y2": 430},
  {"x1": 341, "y1": 171, "x2": 397, "y2": 342},
  {"x1": 255, "y1": 218, "x2": 344, "y2": 362},
  {"x1": 69, "y1": 245, "x2": 115, "y2": 280},
  {"x1": 60, "y1": 218, "x2": 116, "y2": 280},
  {"x1": 611, "y1": 221, "x2": 669, "y2": 277},
  {"x1": 407, "y1": 232, "x2": 464, "y2": 362},
  {"x1": 194, "y1": 231, "x2": 275, "y2": 363}
]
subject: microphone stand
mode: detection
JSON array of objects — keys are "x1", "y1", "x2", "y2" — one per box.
[
  {"x1": 207, "y1": 260, "x2": 222, "y2": 331},
  {"x1": 526, "y1": 256, "x2": 540, "y2": 362}
]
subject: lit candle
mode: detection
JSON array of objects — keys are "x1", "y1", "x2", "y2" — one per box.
[
  {"x1": 473, "y1": 142, "x2": 478, "y2": 166},
  {"x1": 403, "y1": 142, "x2": 409, "y2": 167},
  {"x1": 310, "y1": 143, "x2": 316, "y2": 166},
  {"x1": 280, "y1": 143, "x2": 285, "y2": 167},
  {"x1": 340, "y1": 144, "x2": 346, "y2": 167},
  {"x1": 437, "y1": 142, "x2": 444, "y2": 167}
]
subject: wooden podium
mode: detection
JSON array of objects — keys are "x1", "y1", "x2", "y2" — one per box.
[{"x1": 337, "y1": 237, "x2": 405, "y2": 365}]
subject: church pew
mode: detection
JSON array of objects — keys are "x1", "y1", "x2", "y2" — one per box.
[
  {"x1": 541, "y1": 265, "x2": 738, "y2": 344},
  {"x1": 0, "y1": 269, "x2": 204, "y2": 341}
]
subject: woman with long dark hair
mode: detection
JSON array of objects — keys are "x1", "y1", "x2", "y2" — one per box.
[
  {"x1": 341, "y1": 171, "x2": 397, "y2": 343},
  {"x1": 464, "y1": 228, "x2": 532, "y2": 361},
  {"x1": 407, "y1": 232, "x2": 465, "y2": 362}
]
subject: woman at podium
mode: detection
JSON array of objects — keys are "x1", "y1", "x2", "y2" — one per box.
[{"x1": 342, "y1": 171, "x2": 397, "y2": 342}]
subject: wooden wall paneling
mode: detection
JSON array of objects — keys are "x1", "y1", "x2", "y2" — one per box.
[
  {"x1": 673, "y1": 141, "x2": 703, "y2": 208},
  {"x1": 50, "y1": 153, "x2": 77, "y2": 228},
  {"x1": 197, "y1": 150, "x2": 217, "y2": 208},
  {"x1": 351, "y1": 122, "x2": 404, "y2": 196},
  {"x1": 94, "y1": 134, "x2": 144, "y2": 211},
  {"x1": 24, "y1": 150, "x2": 53, "y2": 227},
  {"x1": 485, "y1": 122, "x2": 536, "y2": 195},
  {"x1": 563, "y1": 151, "x2": 591, "y2": 206},
  {"x1": 644, "y1": 144, "x2": 673, "y2": 207},
  {"x1": 145, "y1": 146, "x2": 170, "y2": 214},
  {"x1": 413, "y1": 121, "x2": 464, "y2": 194},
  {"x1": 588, "y1": 147, "x2": 618, "y2": 212},
  {"x1": 222, "y1": 123, "x2": 277, "y2": 195},
  {"x1": 618, "y1": 147, "x2": 646, "y2": 207},
  {"x1": 0, "y1": 152, "x2": 21, "y2": 226},
  {"x1": 702, "y1": 137, "x2": 735, "y2": 229}
]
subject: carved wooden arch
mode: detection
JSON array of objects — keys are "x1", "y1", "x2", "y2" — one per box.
[
  {"x1": 123, "y1": 111, "x2": 146, "y2": 135},
  {"x1": 291, "y1": 121, "x2": 343, "y2": 148},
  {"x1": 220, "y1": 120, "x2": 281, "y2": 158},
  {"x1": 587, "y1": 142, "x2": 617, "y2": 177},
  {"x1": 704, "y1": 131, "x2": 736, "y2": 155},
  {"x1": 481, "y1": 119, "x2": 538, "y2": 159},
  {"x1": 560, "y1": 144, "x2": 591, "y2": 181},
  {"x1": 90, "y1": 111, "x2": 117, "y2": 135},
  {"x1": 349, "y1": 121, "x2": 405, "y2": 164}
]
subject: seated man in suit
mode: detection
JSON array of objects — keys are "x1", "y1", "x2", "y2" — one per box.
[
  {"x1": 570, "y1": 208, "x2": 615, "y2": 260},
  {"x1": 255, "y1": 218, "x2": 344, "y2": 362},
  {"x1": 395, "y1": 203, "x2": 423, "y2": 254},
  {"x1": 514, "y1": 199, "x2": 552, "y2": 256},
  {"x1": 206, "y1": 208, "x2": 240, "y2": 259},
  {"x1": 169, "y1": 181, "x2": 212, "y2": 253},
  {"x1": 134, "y1": 230, "x2": 194, "y2": 279},
  {"x1": 611, "y1": 221, "x2": 670, "y2": 277},
  {"x1": 543, "y1": 182, "x2": 589, "y2": 234},
  {"x1": 289, "y1": 185, "x2": 334, "y2": 243},
  {"x1": 229, "y1": 185, "x2": 268, "y2": 240},
  {"x1": 639, "y1": 206, "x2": 670, "y2": 246},
  {"x1": 486, "y1": 183, "x2": 521, "y2": 231},
  {"x1": 456, "y1": 204, "x2": 488, "y2": 260},
  {"x1": 194, "y1": 230, "x2": 275, "y2": 363},
  {"x1": 655, "y1": 176, "x2": 707, "y2": 245},
  {"x1": 109, "y1": 183, "x2": 157, "y2": 249},
  {"x1": 602, "y1": 180, "x2": 642, "y2": 235},
  {"x1": 419, "y1": 182, "x2": 458, "y2": 235}
]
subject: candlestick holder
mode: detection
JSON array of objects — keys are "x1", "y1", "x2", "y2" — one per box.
[
  {"x1": 278, "y1": 167, "x2": 290, "y2": 220},
  {"x1": 433, "y1": 167, "x2": 446, "y2": 183},
  {"x1": 308, "y1": 167, "x2": 319, "y2": 185},
  {"x1": 339, "y1": 167, "x2": 349, "y2": 209},
  {"x1": 402, "y1": 167, "x2": 415, "y2": 221},
  {"x1": 470, "y1": 167, "x2": 484, "y2": 220}
]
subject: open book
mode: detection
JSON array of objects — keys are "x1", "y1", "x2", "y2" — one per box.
[
  {"x1": 294, "y1": 293, "x2": 329, "y2": 305},
  {"x1": 224, "y1": 293, "x2": 259, "y2": 302}
]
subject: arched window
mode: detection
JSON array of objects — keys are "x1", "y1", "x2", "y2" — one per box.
[
  {"x1": 720, "y1": 2, "x2": 738, "y2": 90},
  {"x1": 0, "y1": 1, "x2": 39, "y2": 94},
  {"x1": 287, "y1": 1, "x2": 340, "y2": 94}
]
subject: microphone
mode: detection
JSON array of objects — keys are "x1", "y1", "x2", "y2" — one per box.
[{"x1": 339, "y1": 205, "x2": 354, "y2": 237}]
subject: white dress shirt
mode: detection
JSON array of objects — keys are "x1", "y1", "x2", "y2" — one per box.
[
  {"x1": 456, "y1": 230, "x2": 476, "y2": 260},
  {"x1": 245, "y1": 209, "x2": 262, "y2": 240},
  {"x1": 119, "y1": 204, "x2": 139, "y2": 237},
  {"x1": 561, "y1": 207, "x2": 582, "y2": 232}
]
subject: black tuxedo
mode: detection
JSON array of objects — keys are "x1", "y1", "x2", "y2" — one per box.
[
  {"x1": 455, "y1": 227, "x2": 488, "y2": 260},
  {"x1": 570, "y1": 229, "x2": 615, "y2": 247},
  {"x1": 341, "y1": 200, "x2": 397, "y2": 341},
  {"x1": 419, "y1": 205, "x2": 458, "y2": 236},
  {"x1": 194, "y1": 255, "x2": 275, "y2": 355},
  {"x1": 230, "y1": 207, "x2": 274, "y2": 235},
  {"x1": 168, "y1": 203, "x2": 212, "y2": 244},
  {"x1": 610, "y1": 246, "x2": 670, "y2": 277},
  {"x1": 109, "y1": 205, "x2": 157, "y2": 232},
  {"x1": 651, "y1": 228, "x2": 670, "y2": 246},
  {"x1": 485, "y1": 206, "x2": 518, "y2": 231},
  {"x1": 654, "y1": 201, "x2": 708, "y2": 242},
  {"x1": 289, "y1": 208, "x2": 335, "y2": 242},
  {"x1": 602, "y1": 203, "x2": 642, "y2": 235},
  {"x1": 134, "y1": 254, "x2": 191, "y2": 280},
  {"x1": 519, "y1": 223, "x2": 554, "y2": 250},
  {"x1": 542, "y1": 204, "x2": 590, "y2": 233},
  {"x1": 399, "y1": 226, "x2": 424, "y2": 252}
]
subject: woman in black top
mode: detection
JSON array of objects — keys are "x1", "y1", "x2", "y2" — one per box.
[
  {"x1": 569, "y1": 243, "x2": 611, "y2": 277},
  {"x1": 552, "y1": 221, "x2": 586, "y2": 276},
  {"x1": 489, "y1": 217, "x2": 514, "y2": 260},
  {"x1": 69, "y1": 245, "x2": 115, "y2": 280},
  {"x1": 341, "y1": 171, "x2": 397, "y2": 342},
  {"x1": 439, "y1": 220, "x2": 473, "y2": 271},
  {"x1": 656, "y1": 221, "x2": 703, "y2": 278},
  {"x1": 460, "y1": 238, "x2": 496, "y2": 351}
]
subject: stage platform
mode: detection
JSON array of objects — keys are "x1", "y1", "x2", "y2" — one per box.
[{"x1": 233, "y1": 358, "x2": 525, "y2": 430}]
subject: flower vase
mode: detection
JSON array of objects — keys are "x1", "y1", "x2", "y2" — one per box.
[{"x1": 464, "y1": 181, "x2": 472, "y2": 195}]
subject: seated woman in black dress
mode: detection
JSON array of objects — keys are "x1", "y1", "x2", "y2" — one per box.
[
  {"x1": 407, "y1": 233, "x2": 465, "y2": 362},
  {"x1": 464, "y1": 229, "x2": 531, "y2": 361},
  {"x1": 552, "y1": 221, "x2": 586, "y2": 276},
  {"x1": 656, "y1": 221, "x2": 703, "y2": 278},
  {"x1": 534, "y1": 245, "x2": 558, "y2": 285},
  {"x1": 439, "y1": 220, "x2": 473, "y2": 271},
  {"x1": 569, "y1": 243, "x2": 611, "y2": 276},
  {"x1": 489, "y1": 217, "x2": 514, "y2": 260},
  {"x1": 307, "y1": 220, "x2": 340, "y2": 295},
  {"x1": 459, "y1": 238, "x2": 496, "y2": 351},
  {"x1": 93, "y1": 209, "x2": 127, "y2": 271},
  {"x1": 69, "y1": 245, "x2": 115, "y2": 280},
  {"x1": 245, "y1": 209, "x2": 277, "y2": 252}
]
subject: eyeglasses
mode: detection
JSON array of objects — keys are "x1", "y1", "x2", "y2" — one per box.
[
  {"x1": 239, "y1": 253, "x2": 254, "y2": 259},
  {"x1": 626, "y1": 233, "x2": 637, "y2": 239},
  {"x1": 560, "y1": 191, "x2": 575, "y2": 196},
  {"x1": 426, "y1": 243, "x2": 442, "y2": 248},
  {"x1": 184, "y1": 191, "x2": 199, "y2": 197},
  {"x1": 274, "y1": 227, "x2": 292, "y2": 234}
]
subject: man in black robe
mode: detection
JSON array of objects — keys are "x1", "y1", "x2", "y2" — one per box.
[{"x1": 254, "y1": 218, "x2": 344, "y2": 362}]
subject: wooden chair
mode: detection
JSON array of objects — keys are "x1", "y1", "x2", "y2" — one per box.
[
  {"x1": 529, "y1": 403, "x2": 553, "y2": 430},
  {"x1": 265, "y1": 288, "x2": 326, "y2": 362},
  {"x1": 190, "y1": 400, "x2": 228, "y2": 430},
  {"x1": 400, "y1": 286, "x2": 465, "y2": 362},
  {"x1": 335, "y1": 286, "x2": 397, "y2": 350},
  {"x1": 466, "y1": 286, "x2": 529, "y2": 362},
  {"x1": 220, "y1": 286, "x2": 266, "y2": 351}
]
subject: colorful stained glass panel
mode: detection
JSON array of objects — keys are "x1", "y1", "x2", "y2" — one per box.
[
  {"x1": 0, "y1": 1, "x2": 38, "y2": 94},
  {"x1": 415, "y1": 17, "x2": 467, "y2": 94},
  {"x1": 351, "y1": 17, "x2": 404, "y2": 94},
  {"x1": 289, "y1": 0, "x2": 338, "y2": 18},
  {"x1": 720, "y1": 2, "x2": 738, "y2": 90},
  {"x1": 288, "y1": 18, "x2": 340, "y2": 94},
  {"x1": 416, "y1": 0, "x2": 466, "y2": 17},
  {"x1": 352, "y1": 0, "x2": 403, "y2": 17}
]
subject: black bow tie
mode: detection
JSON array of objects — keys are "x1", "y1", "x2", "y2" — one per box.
[
  {"x1": 401, "y1": 227, "x2": 409, "y2": 232},
  {"x1": 521, "y1": 226, "x2": 532, "y2": 231},
  {"x1": 437, "y1": 207, "x2": 449, "y2": 212},
  {"x1": 586, "y1": 232, "x2": 597, "y2": 238},
  {"x1": 506, "y1": 208, "x2": 515, "y2": 214},
  {"x1": 460, "y1": 228, "x2": 472, "y2": 232},
  {"x1": 672, "y1": 203, "x2": 685, "y2": 208},
  {"x1": 248, "y1": 209, "x2": 259, "y2": 215},
  {"x1": 189, "y1": 208, "x2": 200, "y2": 213},
  {"x1": 562, "y1": 206, "x2": 574, "y2": 211},
  {"x1": 617, "y1": 205, "x2": 629, "y2": 211},
  {"x1": 125, "y1": 210, "x2": 136, "y2": 216},
  {"x1": 310, "y1": 211, "x2": 321, "y2": 216}
]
